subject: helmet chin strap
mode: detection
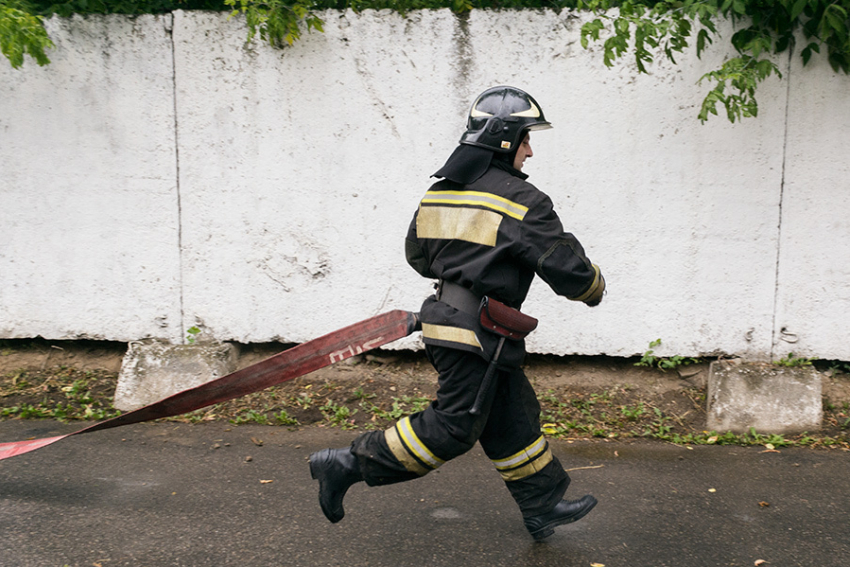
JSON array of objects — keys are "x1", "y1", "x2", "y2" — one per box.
[{"x1": 492, "y1": 147, "x2": 517, "y2": 165}]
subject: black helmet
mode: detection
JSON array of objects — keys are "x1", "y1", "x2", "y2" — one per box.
[{"x1": 460, "y1": 86, "x2": 552, "y2": 154}]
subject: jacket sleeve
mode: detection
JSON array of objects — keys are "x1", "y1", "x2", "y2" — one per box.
[
  {"x1": 405, "y1": 209, "x2": 435, "y2": 279},
  {"x1": 519, "y1": 194, "x2": 605, "y2": 304}
]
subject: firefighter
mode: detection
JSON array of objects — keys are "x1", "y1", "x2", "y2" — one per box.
[{"x1": 310, "y1": 86, "x2": 606, "y2": 541}]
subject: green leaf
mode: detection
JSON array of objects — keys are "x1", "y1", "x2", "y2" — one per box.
[
  {"x1": 829, "y1": 52, "x2": 849, "y2": 74},
  {"x1": 790, "y1": 0, "x2": 808, "y2": 20},
  {"x1": 0, "y1": 4, "x2": 54, "y2": 69},
  {"x1": 732, "y1": 0, "x2": 746, "y2": 15},
  {"x1": 823, "y1": 7, "x2": 846, "y2": 36},
  {"x1": 801, "y1": 45, "x2": 813, "y2": 65},
  {"x1": 696, "y1": 28, "x2": 712, "y2": 57}
]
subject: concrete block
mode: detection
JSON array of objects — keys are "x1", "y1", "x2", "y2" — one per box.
[
  {"x1": 115, "y1": 339, "x2": 238, "y2": 411},
  {"x1": 707, "y1": 360, "x2": 822, "y2": 435}
]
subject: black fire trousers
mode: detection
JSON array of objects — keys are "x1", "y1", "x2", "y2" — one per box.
[{"x1": 350, "y1": 344, "x2": 570, "y2": 518}]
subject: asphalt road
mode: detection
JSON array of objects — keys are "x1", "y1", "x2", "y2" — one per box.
[{"x1": 1, "y1": 420, "x2": 848, "y2": 567}]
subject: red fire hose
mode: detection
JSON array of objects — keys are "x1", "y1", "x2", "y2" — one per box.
[{"x1": 0, "y1": 310, "x2": 419, "y2": 461}]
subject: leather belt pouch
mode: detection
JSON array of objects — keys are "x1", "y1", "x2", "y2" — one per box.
[{"x1": 479, "y1": 297, "x2": 538, "y2": 341}]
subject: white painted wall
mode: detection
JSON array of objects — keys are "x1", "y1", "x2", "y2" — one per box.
[
  {"x1": 0, "y1": 15, "x2": 182, "y2": 342},
  {"x1": 1, "y1": 10, "x2": 848, "y2": 361},
  {"x1": 775, "y1": 51, "x2": 850, "y2": 361}
]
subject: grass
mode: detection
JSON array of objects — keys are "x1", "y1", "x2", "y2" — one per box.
[
  {"x1": 0, "y1": 368, "x2": 121, "y2": 422},
  {"x1": 536, "y1": 386, "x2": 849, "y2": 449},
  {"x1": 1, "y1": 365, "x2": 848, "y2": 450}
]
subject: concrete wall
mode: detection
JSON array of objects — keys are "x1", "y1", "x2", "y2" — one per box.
[{"x1": 1, "y1": 10, "x2": 848, "y2": 361}]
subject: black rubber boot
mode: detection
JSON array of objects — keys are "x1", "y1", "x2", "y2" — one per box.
[
  {"x1": 523, "y1": 495, "x2": 598, "y2": 541},
  {"x1": 309, "y1": 447, "x2": 364, "y2": 523}
]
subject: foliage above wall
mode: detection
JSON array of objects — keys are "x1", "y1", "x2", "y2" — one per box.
[
  {"x1": 1, "y1": 0, "x2": 54, "y2": 67},
  {"x1": 578, "y1": 0, "x2": 850, "y2": 122},
  {"x1": 2, "y1": 0, "x2": 849, "y2": 123}
]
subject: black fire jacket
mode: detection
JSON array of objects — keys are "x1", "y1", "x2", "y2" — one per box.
[{"x1": 405, "y1": 163, "x2": 604, "y2": 367}]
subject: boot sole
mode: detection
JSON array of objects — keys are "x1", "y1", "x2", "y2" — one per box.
[{"x1": 529, "y1": 497, "x2": 597, "y2": 541}]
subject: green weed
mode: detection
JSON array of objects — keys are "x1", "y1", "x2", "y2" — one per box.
[
  {"x1": 320, "y1": 401, "x2": 357, "y2": 429},
  {"x1": 274, "y1": 410, "x2": 299, "y2": 426},
  {"x1": 293, "y1": 393, "x2": 314, "y2": 409},
  {"x1": 352, "y1": 387, "x2": 376, "y2": 400},
  {"x1": 775, "y1": 352, "x2": 814, "y2": 367},
  {"x1": 635, "y1": 339, "x2": 701, "y2": 371},
  {"x1": 363, "y1": 396, "x2": 431, "y2": 422},
  {"x1": 186, "y1": 326, "x2": 201, "y2": 344},
  {"x1": 620, "y1": 403, "x2": 646, "y2": 421},
  {"x1": 231, "y1": 409, "x2": 269, "y2": 425}
]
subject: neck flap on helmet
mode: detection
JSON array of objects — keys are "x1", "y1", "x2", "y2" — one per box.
[{"x1": 431, "y1": 144, "x2": 494, "y2": 184}]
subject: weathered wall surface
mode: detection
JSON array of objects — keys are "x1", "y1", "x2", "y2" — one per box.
[
  {"x1": 1, "y1": 10, "x2": 848, "y2": 360},
  {"x1": 774, "y1": 52, "x2": 850, "y2": 361},
  {"x1": 0, "y1": 15, "x2": 182, "y2": 342}
]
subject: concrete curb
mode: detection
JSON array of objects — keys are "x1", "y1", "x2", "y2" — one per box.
[
  {"x1": 707, "y1": 360, "x2": 822, "y2": 434},
  {"x1": 114, "y1": 339, "x2": 238, "y2": 411}
]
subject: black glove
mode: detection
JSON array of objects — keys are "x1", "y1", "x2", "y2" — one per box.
[{"x1": 584, "y1": 270, "x2": 605, "y2": 307}]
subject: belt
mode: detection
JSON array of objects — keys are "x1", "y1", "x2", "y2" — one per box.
[{"x1": 436, "y1": 280, "x2": 482, "y2": 316}]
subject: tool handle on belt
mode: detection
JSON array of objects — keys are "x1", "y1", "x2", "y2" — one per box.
[
  {"x1": 469, "y1": 336, "x2": 505, "y2": 416},
  {"x1": 469, "y1": 298, "x2": 538, "y2": 416}
]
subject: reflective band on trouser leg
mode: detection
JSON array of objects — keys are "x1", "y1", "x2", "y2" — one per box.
[
  {"x1": 491, "y1": 435, "x2": 554, "y2": 482},
  {"x1": 384, "y1": 416, "x2": 445, "y2": 476}
]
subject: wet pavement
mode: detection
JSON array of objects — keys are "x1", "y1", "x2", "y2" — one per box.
[{"x1": 1, "y1": 420, "x2": 848, "y2": 567}]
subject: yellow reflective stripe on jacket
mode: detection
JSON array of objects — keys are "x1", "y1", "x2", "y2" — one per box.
[
  {"x1": 421, "y1": 190, "x2": 529, "y2": 221},
  {"x1": 417, "y1": 206, "x2": 502, "y2": 246},
  {"x1": 421, "y1": 323, "x2": 482, "y2": 350},
  {"x1": 491, "y1": 436, "x2": 554, "y2": 481},
  {"x1": 385, "y1": 425, "x2": 430, "y2": 475}
]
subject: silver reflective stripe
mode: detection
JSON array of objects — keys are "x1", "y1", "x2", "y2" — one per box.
[
  {"x1": 397, "y1": 416, "x2": 444, "y2": 469},
  {"x1": 497, "y1": 448, "x2": 553, "y2": 482},
  {"x1": 421, "y1": 190, "x2": 528, "y2": 221},
  {"x1": 385, "y1": 425, "x2": 429, "y2": 475},
  {"x1": 492, "y1": 435, "x2": 547, "y2": 471},
  {"x1": 491, "y1": 435, "x2": 554, "y2": 481},
  {"x1": 510, "y1": 100, "x2": 542, "y2": 118}
]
